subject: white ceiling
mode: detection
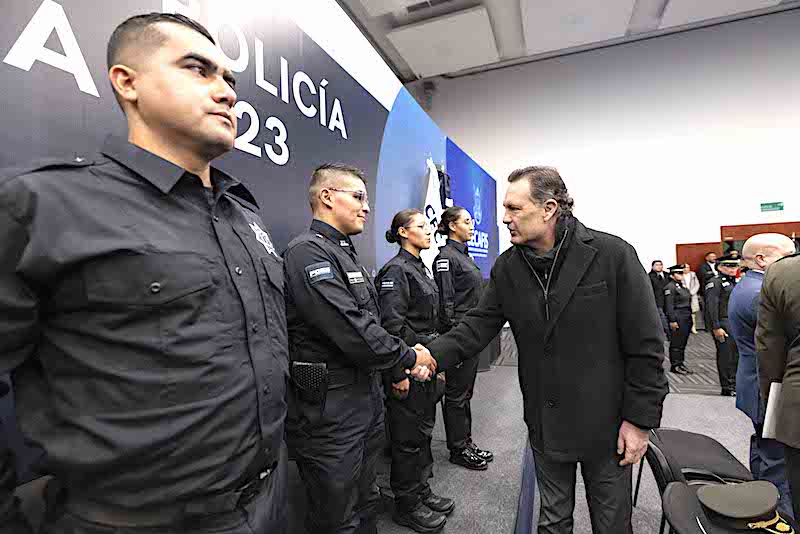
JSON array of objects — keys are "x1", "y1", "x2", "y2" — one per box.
[{"x1": 339, "y1": 0, "x2": 800, "y2": 80}]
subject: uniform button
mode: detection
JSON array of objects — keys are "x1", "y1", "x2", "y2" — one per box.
[
  {"x1": 263, "y1": 386, "x2": 269, "y2": 393},
  {"x1": 213, "y1": 215, "x2": 220, "y2": 222},
  {"x1": 252, "y1": 323, "x2": 258, "y2": 333},
  {"x1": 235, "y1": 267, "x2": 243, "y2": 275},
  {"x1": 368, "y1": 311, "x2": 374, "y2": 316},
  {"x1": 544, "y1": 346, "x2": 552, "y2": 357},
  {"x1": 546, "y1": 400, "x2": 556, "y2": 408},
  {"x1": 149, "y1": 282, "x2": 162, "y2": 294}
]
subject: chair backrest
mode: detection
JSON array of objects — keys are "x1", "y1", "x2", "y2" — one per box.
[
  {"x1": 653, "y1": 428, "x2": 752, "y2": 483},
  {"x1": 644, "y1": 436, "x2": 687, "y2": 496}
]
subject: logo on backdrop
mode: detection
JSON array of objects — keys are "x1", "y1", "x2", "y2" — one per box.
[
  {"x1": 473, "y1": 185, "x2": 482, "y2": 226},
  {"x1": 420, "y1": 157, "x2": 446, "y2": 274},
  {"x1": 468, "y1": 185, "x2": 488, "y2": 260}
]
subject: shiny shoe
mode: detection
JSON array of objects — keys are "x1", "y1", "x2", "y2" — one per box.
[
  {"x1": 671, "y1": 364, "x2": 693, "y2": 375},
  {"x1": 394, "y1": 503, "x2": 446, "y2": 533},
  {"x1": 468, "y1": 442, "x2": 494, "y2": 462},
  {"x1": 721, "y1": 389, "x2": 736, "y2": 397},
  {"x1": 449, "y1": 448, "x2": 488, "y2": 470},
  {"x1": 422, "y1": 493, "x2": 455, "y2": 515}
]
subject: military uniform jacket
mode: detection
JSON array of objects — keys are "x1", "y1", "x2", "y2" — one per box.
[
  {"x1": 376, "y1": 248, "x2": 439, "y2": 382},
  {"x1": 434, "y1": 239, "x2": 483, "y2": 332},
  {"x1": 704, "y1": 274, "x2": 736, "y2": 330},
  {"x1": 0, "y1": 137, "x2": 288, "y2": 520},
  {"x1": 283, "y1": 220, "x2": 416, "y2": 373},
  {"x1": 427, "y1": 219, "x2": 668, "y2": 460},
  {"x1": 664, "y1": 280, "x2": 692, "y2": 323}
]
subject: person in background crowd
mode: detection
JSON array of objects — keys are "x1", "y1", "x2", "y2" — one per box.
[
  {"x1": 664, "y1": 265, "x2": 694, "y2": 375},
  {"x1": 729, "y1": 234, "x2": 797, "y2": 519},
  {"x1": 283, "y1": 164, "x2": 435, "y2": 534},
  {"x1": 1, "y1": 13, "x2": 290, "y2": 534},
  {"x1": 424, "y1": 166, "x2": 668, "y2": 534},
  {"x1": 756, "y1": 251, "x2": 800, "y2": 520},
  {"x1": 435, "y1": 206, "x2": 493, "y2": 471},
  {"x1": 377, "y1": 209, "x2": 455, "y2": 533},
  {"x1": 705, "y1": 254, "x2": 741, "y2": 396},
  {"x1": 698, "y1": 251, "x2": 718, "y2": 294},
  {"x1": 649, "y1": 260, "x2": 670, "y2": 337},
  {"x1": 682, "y1": 263, "x2": 701, "y2": 333}
]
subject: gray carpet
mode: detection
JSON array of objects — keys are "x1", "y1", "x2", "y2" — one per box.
[{"x1": 289, "y1": 327, "x2": 753, "y2": 533}]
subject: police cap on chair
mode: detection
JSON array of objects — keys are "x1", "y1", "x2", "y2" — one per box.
[
  {"x1": 662, "y1": 480, "x2": 796, "y2": 534},
  {"x1": 668, "y1": 265, "x2": 685, "y2": 275},
  {"x1": 716, "y1": 254, "x2": 740, "y2": 268}
]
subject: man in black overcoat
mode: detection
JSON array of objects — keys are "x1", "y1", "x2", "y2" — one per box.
[{"x1": 426, "y1": 166, "x2": 668, "y2": 533}]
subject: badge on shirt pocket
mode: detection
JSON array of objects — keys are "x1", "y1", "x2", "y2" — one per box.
[{"x1": 347, "y1": 271, "x2": 365, "y2": 284}]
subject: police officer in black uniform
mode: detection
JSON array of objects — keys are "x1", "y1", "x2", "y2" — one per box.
[
  {"x1": 1, "y1": 14, "x2": 288, "y2": 534},
  {"x1": 434, "y1": 206, "x2": 493, "y2": 470},
  {"x1": 704, "y1": 254, "x2": 741, "y2": 396},
  {"x1": 376, "y1": 209, "x2": 455, "y2": 532},
  {"x1": 283, "y1": 164, "x2": 435, "y2": 534},
  {"x1": 664, "y1": 265, "x2": 694, "y2": 375}
]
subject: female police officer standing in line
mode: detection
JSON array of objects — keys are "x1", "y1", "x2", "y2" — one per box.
[
  {"x1": 434, "y1": 207, "x2": 494, "y2": 470},
  {"x1": 376, "y1": 209, "x2": 455, "y2": 533}
]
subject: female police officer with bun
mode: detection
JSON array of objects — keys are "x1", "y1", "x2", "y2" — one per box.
[
  {"x1": 376, "y1": 209, "x2": 454, "y2": 533},
  {"x1": 434, "y1": 206, "x2": 494, "y2": 471}
]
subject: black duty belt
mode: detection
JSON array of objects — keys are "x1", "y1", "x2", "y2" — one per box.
[
  {"x1": 65, "y1": 461, "x2": 276, "y2": 527},
  {"x1": 328, "y1": 367, "x2": 374, "y2": 389}
]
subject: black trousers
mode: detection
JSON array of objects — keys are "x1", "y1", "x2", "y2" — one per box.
[
  {"x1": 386, "y1": 379, "x2": 438, "y2": 513},
  {"x1": 532, "y1": 449, "x2": 632, "y2": 534},
  {"x1": 668, "y1": 309, "x2": 692, "y2": 367},
  {"x1": 443, "y1": 355, "x2": 480, "y2": 451},
  {"x1": 713, "y1": 319, "x2": 739, "y2": 391},
  {"x1": 784, "y1": 445, "x2": 800, "y2": 521},
  {"x1": 39, "y1": 447, "x2": 289, "y2": 534},
  {"x1": 289, "y1": 374, "x2": 384, "y2": 534}
]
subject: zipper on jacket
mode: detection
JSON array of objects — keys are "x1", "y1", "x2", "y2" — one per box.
[{"x1": 520, "y1": 229, "x2": 569, "y2": 322}]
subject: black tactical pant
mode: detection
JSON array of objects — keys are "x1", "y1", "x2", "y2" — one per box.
[
  {"x1": 668, "y1": 308, "x2": 692, "y2": 367},
  {"x1": 289, "y1": 373, "x2": 384, "y2": 534},
  {"x1": 532, "y1": 449, "x2": 633, "y2": 534},
  {"x1": 443, "y1": 355, "x2": 480, "y2": 452},
  {"x1": 713, "y1": 319, "x2": 739, "y2": 392},
  {"x1": 386, "y1": 379, "x2": 438, "y2": 513}
]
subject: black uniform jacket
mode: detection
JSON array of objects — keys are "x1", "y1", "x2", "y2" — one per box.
[
  {"x1": 0, "y1": 137, "x2": 288, "y2": 525},
  {"x1": 283, "y1": 220, "x2": 416, "y2": 373},
  {"x1": 427, "y1": 219, "x2": 668, "y2": 460},
  {"x1": 434, "y1": 239, "x2": 482, "y2": 332},
  {"x1": 704, "y1": 274, "x2": 736, "y2": 330},
  {"x1": 664, "y1": 280, "x2": 692, "y2": 322},
  {"x1": 375, "y1": 248, "x2": 439, "y2": 382},
  {"x1": 649, "y1": 270, "x2": 670, "y2": 309}
]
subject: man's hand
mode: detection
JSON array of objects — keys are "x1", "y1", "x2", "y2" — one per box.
[
  {"x1": 669, "y1": 322, "x2": 679, "y2": 331},
  {"x1": 713, "y1": 328, "x2": 728, "y2": 343},
  {"x1": 405, "y1": 344, "x2": 437, "y2": 382},
  {"x1": 391, "y1": 378, "x2": 410, "y2": 400},
  {"x1": 617, "y1": 420, "x2": 649, "y2": 466}
]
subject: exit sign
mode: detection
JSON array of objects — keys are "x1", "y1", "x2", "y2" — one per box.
[{"x1": 761, "y1": 202, "x2": 784, "y2": 212}]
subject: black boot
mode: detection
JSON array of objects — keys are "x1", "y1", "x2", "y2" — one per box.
[
  {"x1": 421, "y1": 493, "x2": 455, "y2": 515},
  {"x1": 449, "y1": 447, "x2": 488, "y2": 470},
  {"x1": 468, "y1": 441, "x2": 494, "y2": 462},
  {"x1": 393, "y1": 503, "x2": 446, "y2": 533}
]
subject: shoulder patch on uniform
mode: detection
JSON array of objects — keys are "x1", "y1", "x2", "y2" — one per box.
[
  {"x1": 705, "y1": 281, "x2": 715, "y2": 290},
  {"x1": 380, "y1": 279, "x2": 395, "y2": 291},
  {"x1": 347, "y1": 271, "x2": 364, "y2": 284},
  {"x1": 436, "y1": 259, "x2": 450, "y2": 272},
  {"x1": 306, "y1": 261, "x2": 334, "y2": 284}
]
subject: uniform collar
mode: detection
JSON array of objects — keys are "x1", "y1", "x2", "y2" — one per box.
[
  {"x1": 446, "y1": 239, "x2": 469, "y2": 255},
  {"x1": 399, "y1": 247, "x2": 423, "y2": 264},
  {"x1": 100, "y1": 135, "x2": 254, "y2": 204},
  {"x1": 311, "y1": 219, "x2": 355, "y2": 250},
  {"x1": 746, "y1": 269, "x2": 764, "y2": 279}
]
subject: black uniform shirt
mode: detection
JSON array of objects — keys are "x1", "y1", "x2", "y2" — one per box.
[
  {"x1": 664, "y1": 280, "x2": 692, "y2": 322},
  {"x1": 283, "y1": 220, "x2": 416, "y2": 372},
  {"x1": 0, "y1": 136, "x2": 288, "y2": 516},
  {"x1": 433, "y1": 239, "x2": 482, "y2": 332},
  {"x1": 376, "y1": 249, "x2": 439, "y2": 382},
  {"x1": 705, "y1": 274, "x2": 737, "y2": 330}
]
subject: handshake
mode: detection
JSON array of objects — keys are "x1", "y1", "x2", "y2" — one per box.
[{"x1": 406, "y1": 344, "x2": 438, "y2": 382}]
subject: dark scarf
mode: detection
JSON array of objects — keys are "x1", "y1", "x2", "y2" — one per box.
[{"x1": 519, "y1": 215, "x2": 575, "y2": 280}]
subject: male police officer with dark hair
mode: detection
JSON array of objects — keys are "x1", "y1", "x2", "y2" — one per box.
[
  {"x1": 283, "y1": 163, "x2": 435, "y2": 534},
  {"x1": 665, "y1": 265, "x2": 694, "y2": 375},
  {"x1": 705, "y1": 254, "x2": 741, "y2": 396},
  {"x1": 1, "y1": 13, "x2": 288, "y2": 534}
]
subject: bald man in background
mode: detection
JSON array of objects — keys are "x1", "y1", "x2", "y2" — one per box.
[{"x1": 728, "y1": 233, "x2": 797, "y2": 518}]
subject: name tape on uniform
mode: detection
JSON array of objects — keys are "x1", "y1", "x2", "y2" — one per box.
[
  {"x1": 347, "y1": 271, "x2": 365, "y2": 284},
  {"x1": 380, "y1": 280, "x2": 395, "y2": 291},
  {"x1": 664, "y1": 289, "x2": 671, "y2": 295},
  {"x1": 306, "y1": 262, "x2": 334, "y2": 284},
  {"x1": 436, "y1": 259, "x2": 449, "y2": 272},
  {"x1": 705, "y1": 282, "x2": 715, "y2": 290}
]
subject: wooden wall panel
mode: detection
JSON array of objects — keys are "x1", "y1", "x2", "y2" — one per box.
[
  {"x1": 721, "y1": 222, "x2": 800, "y2": 242},
  {"x1": 676, "y1": 242, "x2": 723, "y2": 271}
]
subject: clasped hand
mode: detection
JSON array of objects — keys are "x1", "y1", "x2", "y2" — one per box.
[{"x1": 405, "y1": 344, "x2": 437, "y2": 382}]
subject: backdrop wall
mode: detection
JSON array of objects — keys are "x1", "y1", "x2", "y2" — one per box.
[{"x1": 413, "y1": 9, "x2": 800, "y2": 268}]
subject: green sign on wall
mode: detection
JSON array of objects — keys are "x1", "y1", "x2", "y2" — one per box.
[{"x1": 761, "y1": 202, "x2": 784, "y2": 212}]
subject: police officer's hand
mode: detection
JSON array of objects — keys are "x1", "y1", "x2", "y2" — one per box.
[
  {"x1": 713, "y1": 328, "x2": 728, "y2": 343},
  {"x1": 391, "y1": 378, "x2": 410, "y2": 400},
  {"x1": 669, "y1": 322, "x2": 679, "y2": 331},
  {"x1": 617, "y1": 420, "x2": 649, "y2": 466}
]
